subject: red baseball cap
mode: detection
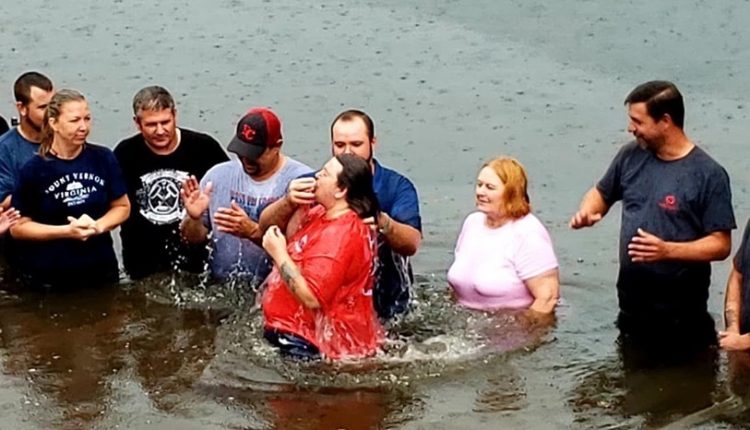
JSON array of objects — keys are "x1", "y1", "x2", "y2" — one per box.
[{"x1": 227, "y1": 107, "x2": 283, "y2": 160}]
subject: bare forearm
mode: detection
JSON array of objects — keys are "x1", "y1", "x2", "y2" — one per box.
[
  {"x1": 381, "y1": 216, "x2": 421, "y2": 256},
  {"x1": 180, "y1": 217, "x2": 209, "y2": 244},
  {"x1": 259, "y1": 196, "x2": 296, "y2": 234},
  {"x1": 665, "y1": 231, "x2": 731, "y2": 262},
  {"x1": 726, "y1": 267, "x2": 743, "y2": 331},
  {"x1": 95, "y1": 198, "x2": 130, "y2": 232},
  {"x1": 580, "y1": 187, "x2": 609, "y2": 217},
  {"x1": 525, "y1": 270, "x2": 560, "y2": 315},
  {"x1": 276, "y1": 257, "x2": 320, "y2": 309},
  {"x1": 10, "y1": 219, "x2": 71, "y2": 240}
]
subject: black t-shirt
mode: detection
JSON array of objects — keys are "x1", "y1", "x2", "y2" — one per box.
[
  {"x1": 12, "y1": 144, "x2": 127, "y2": 284},
  {"x1": 114, "y1": 128, "x2": 228, "y2": 278},
  {"x1": 0, "y1": 115, "x2": 8, "y2": 136},
  {"x1": 597, "y1": 141, "x2": 736, "y2": 317}
]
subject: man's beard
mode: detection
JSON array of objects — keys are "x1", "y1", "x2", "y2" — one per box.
[{"x1": 23, "y1": 115, "x2": 43, "y2": 133}]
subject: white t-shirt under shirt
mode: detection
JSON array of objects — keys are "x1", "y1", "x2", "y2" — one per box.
[
  {"x1": 447, "y1": 212, "x2": 558, "y2": 310},
  {"x1": 200, "y1": 157, "x2": 312, "y2": 282}
]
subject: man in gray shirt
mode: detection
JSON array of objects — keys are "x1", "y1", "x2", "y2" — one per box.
[
  {"x1": 570, "y1": 80, "x2": 735, "y2": 349},
  {"x1": 180, "y1": 107, "x2": 311, "y2": 283}
]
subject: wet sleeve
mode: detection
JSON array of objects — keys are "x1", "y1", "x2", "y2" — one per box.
[
  {"x1": 11, "y1": 163, "x2": 35, "y2": 215},
  {"x1": 0, "y1": 144, "x2": 16, "y2": 202},
  {"x1": 596, "y1": 145, "x2": 627, "y2": 206},
  {"x1": 299, "y1": 229, "x2": 355, "y2": 308},
  {"x1": 388, "y1": 176, "x2": 422, "y2": 232},
  {"x1": 701, "y1": 167, "x2": 736, "y2": 234},
  {"x1": 104, "y1": 150, "x2": 128, "y2": 200},
  {"x1": 515, "y1": 221, "x2": 559, "y2": 280},
  {"x1": 734, "y1": 218, "x2": 750, "y2": 274}
]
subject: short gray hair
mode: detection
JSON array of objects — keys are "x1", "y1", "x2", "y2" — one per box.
[{"x1": 132, "y1": 86, "x2": 175, "y2": 117}]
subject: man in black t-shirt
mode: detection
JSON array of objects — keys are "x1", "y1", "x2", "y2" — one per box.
[
  {"x1": 114, "y1": 86, "x2": 228, "y2": 279},
  {"x1": 570, "y1": 81, "x2": 735, "y2": 348}
]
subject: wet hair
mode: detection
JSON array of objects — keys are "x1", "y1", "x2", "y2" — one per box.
[
  {"x1": 132, "y1": 85, "x2": 175, "y2": 118},
  {"x1": 334, "y1": 153, "x2": 379, "y2": 219},
  {"x1": 482, "y1": 156, "x2": 531, "y2": 219},
  {"x1": 13, "y1": 71, "x2": 53, "y2": 105},
  {"x1": 330, "y1": 109, "x2": 375, "y2": 142},
  {"x1": 624, "y1": 80, "x2": 684, "y2": 129},
  {"x1": 38, "y1": 89, "x2": 87, "y2": 157}
]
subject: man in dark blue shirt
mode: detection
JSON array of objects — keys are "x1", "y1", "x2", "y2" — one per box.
[
  {"x1": 260, "y1": 110, "x2": 422, "y2": 319},
  {"x1": 0, "y1": 71, "x2": 54, "y2": 209}
]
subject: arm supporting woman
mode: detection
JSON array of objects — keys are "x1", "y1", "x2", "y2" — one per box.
[{"x1": 525, "y1": 268, "x2": 560, "y2": 314}]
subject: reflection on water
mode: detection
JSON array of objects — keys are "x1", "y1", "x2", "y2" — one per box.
[
  {"x1": 0, "y1": 265, "x2": 556, "y2": 429},
  {"x1": 4, "y1": 264, "x2": 750, "y2": 428}
]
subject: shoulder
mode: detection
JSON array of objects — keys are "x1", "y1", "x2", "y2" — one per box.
[
  {"x1": 113, "y1": 133, "x2": 143, "y2": 155},
  {"x1": 373, "y1": 159, "x2": 419, "y2": 196},
  {"x1": 203, "y1": 159, "x2": 236, "y2": 177},
  {"x1": 179, "y1": 128, "x2": 221, "y2": 146},
  {"x1": 0, "y1": 128, "x2": 18, "y2": 147},
  {"x1": 86, "y1": 143, "x2": 115, "y2": 157},
  {"x1": 282, "y1": 157, "x2": 313, "y2": 176},
  {"x1": 689, "y1": 146, "x2": 729, "y2": 175}
]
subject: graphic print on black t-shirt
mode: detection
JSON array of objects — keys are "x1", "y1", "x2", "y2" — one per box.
[{"x1": 136, "y1": 168, "x2": 189, "y2": 225}]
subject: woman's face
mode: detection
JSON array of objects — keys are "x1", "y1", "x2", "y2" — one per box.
[
  {"x1": 475, "y1": 166, "x2": 505, "y2": 216},
  {"x1": 51, "y1": 100, "x2": 91, "y2": 146},
  {"x1": 314, "y1": 157, "x2": 344, "y2": 208}
]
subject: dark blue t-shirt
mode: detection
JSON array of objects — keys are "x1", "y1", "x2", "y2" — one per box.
[
  {"x1": 597, "y1": 141, "x2": 735, "y2": 317},
  {"x1": 12, "y1": 144, "x2": 128, "y2": 283},
  {"x1": 372, "y1": 159, "x2": 422, "y2": 319},
  {"x1": 0, "y1": 128, "x2": 39, "y2": 202}
]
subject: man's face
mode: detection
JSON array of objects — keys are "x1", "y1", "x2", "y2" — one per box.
[
  {"x1": 314, "y1": 157, "x2": 344, "y2": 207},
  {"x1": 135, "y1": 108, "x2": 178, "y2": 153},
  {"x1": 240, "y1": 147, "x2": 279, "y2": 179},
  {"x1": 331, "y1": 117, "x2": 374, "y2": 162},
  {"x1": 627, "y1": 102, "x2": 665, "y2": 150},
  {"x1": 18, "y1": 86, "x2": 53, "y2": 132}
]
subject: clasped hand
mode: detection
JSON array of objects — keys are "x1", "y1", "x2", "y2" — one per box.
[{"x1": 67, "y1": 214, "x2": 100, "y2": 241}]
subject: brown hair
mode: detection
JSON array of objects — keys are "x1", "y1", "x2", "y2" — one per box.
[
  {"x1": 14, "y1": 71, "x2": 53, "y2": 105},
  {"x1": 330, "y1": 109, "x2": 374, "y2": 142},
  {"x1": 38, "y1": 89, "x2": 87, "y2": 157},
  {"x1": 482, "y1": 156, "x2": 531, "y2": 219}
]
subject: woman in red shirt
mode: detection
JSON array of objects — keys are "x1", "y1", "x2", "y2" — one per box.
[{"x1": 262, "y1": 154, "x2": 383, "y2": 360}]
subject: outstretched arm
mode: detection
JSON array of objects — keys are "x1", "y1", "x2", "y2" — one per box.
[{"x1": 569, "y1": 187, "x2": 610, "y2": 229}]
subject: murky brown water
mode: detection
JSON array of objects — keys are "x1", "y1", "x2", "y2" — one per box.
[{"x1": 3, "y1": 0, "x2": 750, "y2": 428}]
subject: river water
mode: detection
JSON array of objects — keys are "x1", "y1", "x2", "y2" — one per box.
[{"x1": 2, "y1": 0, "x2": 750, "y2": 428}]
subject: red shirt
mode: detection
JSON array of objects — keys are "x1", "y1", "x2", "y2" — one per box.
[{"x1": 262, "y1": 206, "x2": 383, "y2": 359}]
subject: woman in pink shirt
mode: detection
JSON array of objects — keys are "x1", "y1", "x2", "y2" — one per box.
[{"x1": 448, "y1": 157, "x2": 560, "y2": 313}]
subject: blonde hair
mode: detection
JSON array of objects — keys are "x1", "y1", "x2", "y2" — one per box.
[
  {"x1": 38, "y1": 89, "x2": 87, "y2": 157},
  {"x1": 482, "y1": 156, "x2": 531, "y2": 219}
]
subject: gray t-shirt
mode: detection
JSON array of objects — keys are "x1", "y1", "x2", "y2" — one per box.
[
  {"x1": 200, "y1": 157, "x2": 312, "y2": 281},
  {"x1": 597, "y1": 141, "x2": 735, "y2": 316}
]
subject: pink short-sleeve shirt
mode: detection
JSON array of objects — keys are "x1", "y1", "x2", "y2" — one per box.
[{"x1": 447, "y1": 212, "x2": 559, "y2": 310}]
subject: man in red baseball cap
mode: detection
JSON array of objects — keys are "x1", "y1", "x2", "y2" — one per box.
[{"x1": 180, "y1": 107, "x2": 311, "y2": 282}]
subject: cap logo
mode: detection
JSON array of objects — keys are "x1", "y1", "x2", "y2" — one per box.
[{"x1": 241, "y1": 124, "x2": 256, "y2": 141}]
